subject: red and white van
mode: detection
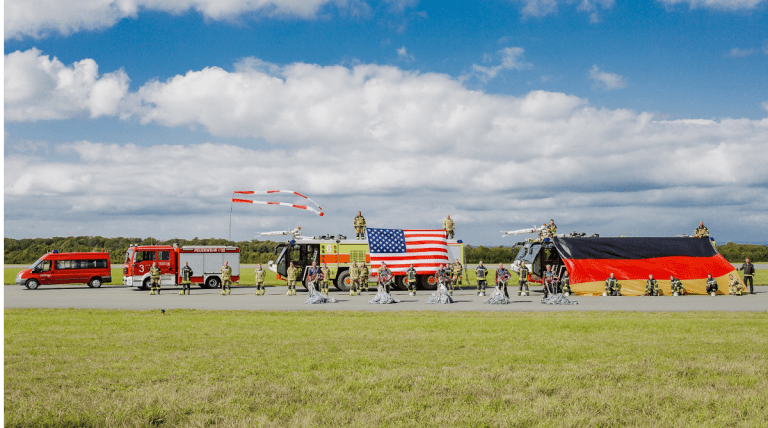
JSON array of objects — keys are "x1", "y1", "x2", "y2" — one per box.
[{"x1": 15, "y1": 251, "x2": 112, "y2": 289}]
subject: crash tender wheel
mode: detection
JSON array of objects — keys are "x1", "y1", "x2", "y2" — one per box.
[
  {"x1": 420, "y1": 275, "x2": 437, "y2": 290},
  {"x1": 396, "y1": 275, "x2": 409, "y2": 291},
  {"x1": 335, "y1": 270, "x2": 351, "y2": 291},
  {"x1": 25, "y1": 279, "x2": 40, "y2": 290}
]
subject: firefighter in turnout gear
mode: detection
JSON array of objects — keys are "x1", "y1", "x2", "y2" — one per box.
[
  {"x1": 149, "y1": 262, "x2": 161, "y2": 295},
  {"x1": 307, "y1": 262, "x2": 321, "y2": 292},
  {"x1": 548, "y1": 219, "x2": 557, "y2": 238},
  {"x1": 451, "y1": 260, "x2": 463, "y2": 291},
  {"x1": 694, "y1": 222, "x2": 709, "y2": 238},
  {"x1": 220, "y1": 261, "x2": 233, "y2": 295},
  {"x1": 706, "y1": 274, "x2": 718, "y2": 296},
  {"x1": 604, "y1": 273, "x2": 621, "y2": 296},
  {"x1": 495, "y1": 263, "x2": 511, "y2": 299},
  {"x1": 729, "y1": 274, "x2": 744, "y2": 295},
  {"x1": 443, "y1": 215, "x2": 455, "y2": 239},
  {"x1": 286, "y1": 262, "x2": 298, "y2": 296},
  {"x1": 476, "y1": 261, "x2": 489, "y2": 296},
  {"x1": 518, "y1": 263, "x2": 529, "y2": 296},
  {"x1": 321, "y1": 263, "x2": 331, "y2": 295},
  {"x1": 354, "y1": 211, "x2": 366, "y2": 240},
  {"x1": 405, "y1": 264, "x2": 418, "y2": 296},
  {"x1": 560, "y1": 270, "x2": 571, "y2": 295},
  {"x1": 645, "y1": 274, "x2": 659, "y2": 296},
  {"x1": 378, "y1": 263, "x2": 394, "y2": 294},
  {"x1": 349, "y1": 262, "x2": 359, "y2": 296},
  {"x1": 670, "y1": 276, "x2": 684, "y2": 296},
  {"x1": 254, "y1": 264, "x2": 266, "y2": 295},
  {"x1": 179, "y1": 261, "x2": 192, "y2": 295},
  {"x1": 359, "y1": 263, "x2": 370, "y2": 294}
]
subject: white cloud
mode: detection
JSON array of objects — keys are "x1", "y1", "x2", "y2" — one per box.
[
  {"x1": 4, "y1": 48, "x2": 130, "y2": 121},
  {"x1": 762, "y1": 102, "x2": 768, "y2": 114},
  {"x1": 467, "y1": 47, "x2": 532, "y2": 82},
  {"x1": 589, "y1": 64, "x2": 626, "y2": 90},
  {"x1": 519, "y1": 0, "x2": 614, "y2": 21},
  {"x1": 4, "y1": 0, "x2": 358, "y2": 40},
  {"x1": 727, "y1": 47, "x2": 758, "y2": 57},
  {"x1": 5, "y1": 52, "x2": 768, "y2": 243},
  {"x1": 656, "y1": 0, "x2": 766, "y2": 11},
  {"x1": 397, "y1": 46, "x2": 414, "y2": 62}
]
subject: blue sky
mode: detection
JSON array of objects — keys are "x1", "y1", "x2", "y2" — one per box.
[{"x1": 4, "y1": 0, "x2": 768, "y2": 245}]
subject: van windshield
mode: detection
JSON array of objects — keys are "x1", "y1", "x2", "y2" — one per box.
[{"x1": 30, "y1": 258, "x2": 52, "y2": 272}]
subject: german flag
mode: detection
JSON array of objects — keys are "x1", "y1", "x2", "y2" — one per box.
[{"x1": 553, "y1": 237, "x2": 736, "y2": 296}]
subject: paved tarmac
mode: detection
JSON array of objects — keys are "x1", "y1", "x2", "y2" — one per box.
[{"x1": 5, "y1": 284, "x2": 766, "y2": 312}]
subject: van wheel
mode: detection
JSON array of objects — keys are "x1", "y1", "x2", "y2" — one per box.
[
  {"x1": 141, "y1": 278, "x2": 151, "y2": 290},
  {"x1": 336, "y1": 270, "x2": 351, "y2": 291},
  {"x1": 89, "y1": 277, "x2": 103, "y2": 288},
  {"x1": 203, "y1": 276, "x2": 220, "y2": 289},
  {"x1": 25, "y1": 279, "x2": 40, "y2": 290}
]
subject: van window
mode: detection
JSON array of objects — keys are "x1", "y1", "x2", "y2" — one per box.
[
  {"x1": 56, "y1": 260, "x2": 73, "y2": 269},
  {"x1": 135, "y1": 251, "x2": 156, "y2": 262},
  {"x1": 159, "y1": 251, "x2": 170, "y2": 261}
]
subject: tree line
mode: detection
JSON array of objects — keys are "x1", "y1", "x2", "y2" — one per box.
[{"x1": 4, "y1": 237, "x2": 766, "y2": 265}]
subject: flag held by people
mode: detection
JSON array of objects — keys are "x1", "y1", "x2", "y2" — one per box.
[{"x1": 367, "y1": 228, "x2": 449, "y2": 276}]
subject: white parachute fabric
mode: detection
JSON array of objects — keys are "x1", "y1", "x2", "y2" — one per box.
[
  {"x1": 541, "y1": 293, "x2": 578, "y2": 305},
  {"x1": 426, "y1": 279, "x2": 453, "y2": 304},
  {"x1": 484, "y1": 285, "x2": 511, "y2": 304},
  {"x1": 369, "y1": 286, "x2": 398, "y2": 304},
  {"x1": 305, "y1": 281, "x2": 337, "y2": 304}
]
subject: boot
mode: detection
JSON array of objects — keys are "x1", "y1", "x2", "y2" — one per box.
[
  {"x1": 221, "y1": 289, "x2": 226, "y2": 295},
  {"x1": 226, "y1": 289, "x2": 231, "y2": 295},
  {"x1": 179, "y1": 290, "x2": 184, "y2": 295},
  {"x1": 149, "y1": 288, "x2": 155, "y2": 295},
  {"x1": 156, "y1": 288, "x2": 161, "y2": 295}
]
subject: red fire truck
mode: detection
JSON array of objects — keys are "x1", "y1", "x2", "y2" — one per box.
[{"x1": 123, "y1": 244, "x2": 240, "y2": 289}]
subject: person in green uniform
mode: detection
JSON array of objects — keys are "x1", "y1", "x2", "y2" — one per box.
[
  {"x1": 518, "y1": 263, "x2": 529, "y2": 296},
  {"x1": 645, "y1": 274, "x2": 659, "y2": 296},
  {"x1": 705, "y1": 274, "x2": 718, "y2": 296},
  {"x1": 321, "y1": 263, "x2": 331, "y2": 295},
  {"x1": 349, "y1": 261, "x2": 359, "y2": 296},
  {"x1": 254, "y1": 263, "x2": 266, "y2": 295},
  {"x1": 286, "y1": 261, "x2": 298, "y2": 296},
  {"x1": 669, "y1": 275, "x2": 684, "y2": 296},
  {"x1": 149, "y1": 262, "x2": 161, "y2": 295},
  {"x1": 221, "y1": 261, "x2": 233, "y2": 295},
  {"x1": 354, "y1": 211, "x2": 366, "y2": 240},
  {"x1": 443, "y1": 215, "x2": 455, "y2": 239},
  {"x1": 451, "y1": 260, "x2": 463, "y2": 292},
  {"x1": 179, "y1": 261, "x2": 193, "y2": 295},
  {"x1": 476, "y1": 261, "x2": 488, "y2": 297},
  {"x1": 405, "y1": 263, "x2": 418, "y2": 296},
  {"x1": 359, "y1": 262, "x2": 370, "y2": 294}
]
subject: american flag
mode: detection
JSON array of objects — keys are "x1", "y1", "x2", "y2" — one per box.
[{"x1": 367, "y1": 228, "x2": 449, "y2": 275}]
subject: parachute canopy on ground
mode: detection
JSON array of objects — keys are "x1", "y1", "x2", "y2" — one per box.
[{"x1": 552, "y1": 237, "x2": 737, "y2": 296}]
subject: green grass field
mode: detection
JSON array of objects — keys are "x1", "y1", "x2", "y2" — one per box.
[{"x1": 5, "y1": 309, "x2": 767, "y2": 427}]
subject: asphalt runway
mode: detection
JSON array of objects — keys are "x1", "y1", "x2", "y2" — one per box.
[{"x1": 5, "y1": 284, "x2": 766, "y2": 312}]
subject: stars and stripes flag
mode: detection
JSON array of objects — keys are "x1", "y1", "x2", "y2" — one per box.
[{"x1": 367, "y1": 228, "x2": 450, "y2": 276}]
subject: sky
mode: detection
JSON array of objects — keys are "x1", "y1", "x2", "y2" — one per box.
[{"x1": 4, "y1": 0, "x2": 768, "y2": 246}]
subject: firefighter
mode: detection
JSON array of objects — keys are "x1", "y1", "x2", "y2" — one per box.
[
  {"x1": 560, "y1": 270, "x2": 571, "y2": 296},
  {"x1": 179, "y1": 261, "x2": 193, "y2": 295},
  {"x1": 149, "y1": 262, "x2": 161, "y2": 295},
  {"x1": 737, "y1": 258, "x2": 755, "y2": 294},
  {"x1": 705, "y1": 274, "x2": 718, "y2": 296},
  {"x1": 543, "y1": 265, "x2": 557, "y2": 297},
  {"x1": 220, "y1": 261, "x2": 233, "y2": 295},
  {"x1": 518, "y1": 263, "x2": 529, "y2": 296},
  {"x1": 286, "y1": 261, "x2": 298, "y2": 296},
  {"x1": 307, "y1": 261, "x2": 321, "y2": 292},
  {"x1": 443, "y1": 215, "x2": 455, "y2": 239},
  {"x1": 435, "y1": 263, "x2": 453, "y2": 295},
  {"x1": 254, "y1": 263, "x2": 266, "y2": 295},
  {"x1": 405, "y1": 264, "x2": 418, "y2": 296},
  {"x1": 645, "y1": 274, "x2": 659, "y2": 296},
  {"x1": 450, "y1": 260, "x2": 463, "y2": 293},
  {"x1": 321, "y1": 263, "x2": 331, "y2": 295},
  {"x1": 604, "y1": 273, "x2": 620, "y2": 296},
  {"x1": 476, "y1": 261, "x2": 489, "y2": 297},
  {"x1": 378, "y1": 262, "x2": 394, "y2": 294},
  {"x1": 354, "y1": 211, "x2": 366, "y2": 240},
  {"x1": 548, "y1": 219, "x2": 557, "y2": 238},
  {"x1": 495, "y1": 263, "x2": 511, "y2": 298},
  {"x1": 359, "y1": 262, "x2": 370, "y2": 294},
  {"x1": 670, "y1": 275, "x2": 684, "y2": 296},
  {"x1": 694, "y1": 222, "x2": 709, "y2": 238},
  {"x1": 349, "y1": 261, "x2": 359, "y2": 296},
  {"x1": 729, "y1": 274, "x2": 744, "y2": 295}
]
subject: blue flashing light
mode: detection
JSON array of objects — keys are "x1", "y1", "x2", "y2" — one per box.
[
  {"x1": 457, "y1": 240, "x2": 463, "y2": 243},
  {"x1": 290, "y1": 240, "x2": 296, "y2": 244}
]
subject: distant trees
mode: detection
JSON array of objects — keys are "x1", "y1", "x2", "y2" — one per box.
[
  {"x1": 716, "y1": 242, "x2": 768, "y2": 263},
  {"x1": 464, "y1": 245, "x2": 520, "y2": 264}
]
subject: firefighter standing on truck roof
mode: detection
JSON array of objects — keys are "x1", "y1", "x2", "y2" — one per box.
[
  {"x1": 221, "y1": 261, "x2": 233, "y2": 295},
  {"x1": 354, "y1": 211, "x2": 366, "y2": 240},
  {"x1": 254, "y1": 264, "x2": 266, "y2": 295},
  {"x1": 286, "y1": 262, "x2": 298, "y2": 296},
  {"x1": 149, "y1": 262, "x2": 161, "y2": 295},
  {"x1": 443, "y1": 215, "x2": 455, "y2": 239},
  {"x1": 179, "y1": 261, "x2": 193, "y2": 295}
]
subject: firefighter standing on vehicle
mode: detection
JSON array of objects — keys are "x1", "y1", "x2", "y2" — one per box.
[
  {"x1": 220, "y1": 261, "x2": 233, "y2": 295},
  {"x1": 694, "y1": 222, "x2": 709, "y2": 238},
  {"x1": 548, "y1": 219, "x2": 557, "y2": 238},
  {"x1": 349, "y1": 261, "x2": 359, "y2": 296},
  {"x1": 518, "y1": 263, "x2": 529, "y2": 296},
  {"x1": 254, "y1": 264, "x2": 266, "y2": 295},
  {"x1": 476, "y1": 261, "x2": 488, "y2": 297},
  {"x1": 705, "y1": 274, "x2": 718, "y2": 296},
  {"x1": 321, "y1": 263, "x2": 331, "y2": 295},
  {"x1": 405, "y1": 264, "x2": 418, "y2": 296},
  {"x1": 645, "y1": 274, "x2": 659, "y2": 296},
  {"x1": 286, "y1": 262, "x2": 298, "y2": 296},
  {"x1": 179, "y1": 261, "x2": 193, "y2": 295},
  {"x1": 149, "y1": 262, "x2": 161, "y2": 295},
  {"x1": 443, "y1": 215, "x2": 455, "y2": 239},
  {"x1": 360, "y1": 262, "x2": 370, "y2": 294},
  {"x1": 450, "y1": 260, "x2": 462, "y2": 293},
  {"x1": 354, "y1": 211, "x2": 366, "y2": 240}
]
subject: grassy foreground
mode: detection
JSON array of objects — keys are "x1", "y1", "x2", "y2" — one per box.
[{"x1": 5, "y1": 310, "x2": 768, "y2": 427}]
